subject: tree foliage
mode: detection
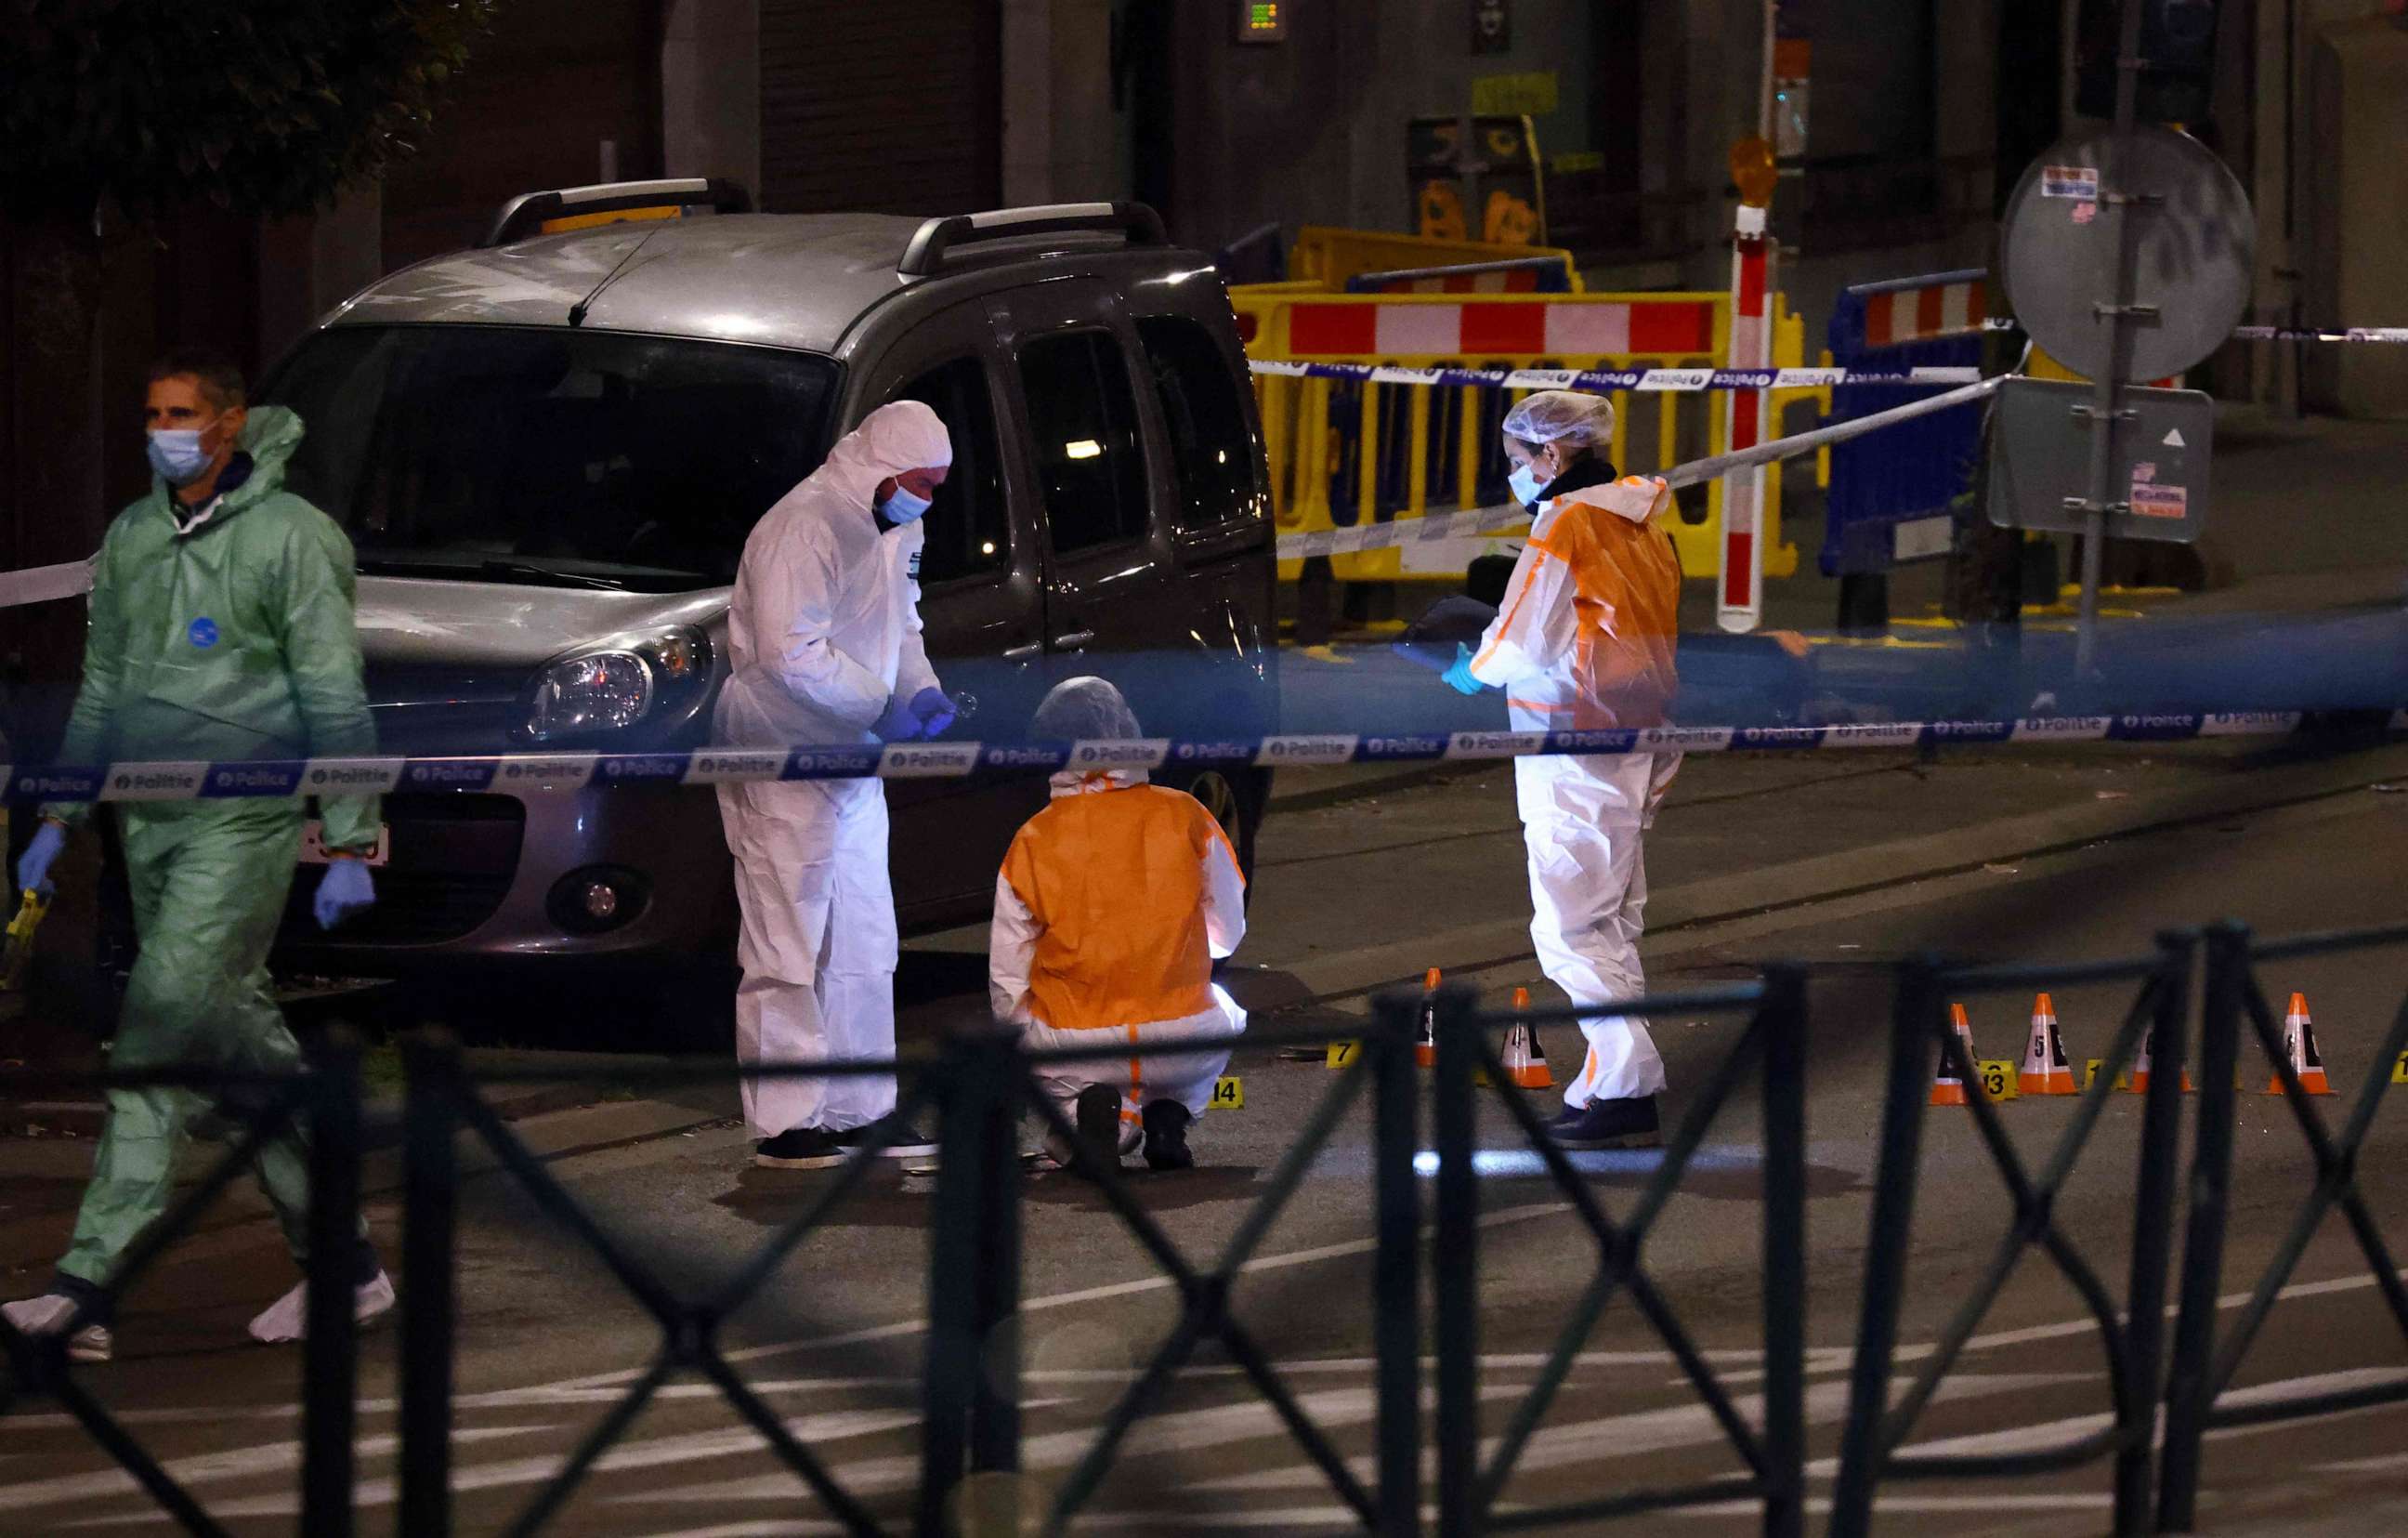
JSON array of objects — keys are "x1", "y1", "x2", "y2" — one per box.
[{"x1": 1, "y1": 1, "x2": 497, "y2": 220}]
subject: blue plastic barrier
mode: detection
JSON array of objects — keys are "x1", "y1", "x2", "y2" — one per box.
[{"x1": 1822, "y1": 269, "x2": 1989, "y2": 575}]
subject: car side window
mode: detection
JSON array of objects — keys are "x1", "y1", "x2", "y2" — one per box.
[
  {"x1": 1135, "y1": 316, "x2": 1263, "y2": 533},
  {"x1": 888, "y1": 356, "x2": 1009, "y2": 585},
  {"x1": 1014, "y1": 331, "x2": 1149, "y2": 554}
]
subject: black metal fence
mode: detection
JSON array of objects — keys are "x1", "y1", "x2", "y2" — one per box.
[{"x1": 5, "y1": 920, "x2": 2406, "y2": 1535}]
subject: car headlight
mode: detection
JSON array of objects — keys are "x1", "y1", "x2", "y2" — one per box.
[{"x1": 523, "y1": 627, "x2": 711, "y2": 743}]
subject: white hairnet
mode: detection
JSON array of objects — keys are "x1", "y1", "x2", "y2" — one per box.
[
  {"x1": 1032, "y1": 676, "x2": 1143, "y2": 741},
  {"x1": 813, "y1": 400, "x2": 954, "y2": 509},
  {"x1": 1501, "y1": 389, "x2": 1616, "y2": 450}
]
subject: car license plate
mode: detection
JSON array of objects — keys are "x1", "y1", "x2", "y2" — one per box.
[{"x1": 298, "y1": 821, "x2": 390, "y2": 868}]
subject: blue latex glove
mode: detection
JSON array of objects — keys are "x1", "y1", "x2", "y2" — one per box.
[
  {"x1": 313, "y1": 857, "x2": 376, "y2": 931},
  {"x1": 910, "y1": 686, "x2": 958, "y2": 738},
  {"x1": 16, "y1": 821, "x2": 65, "y2": 894},
  {"x1": 872, "y1": 693, "x2": 924, "y2": 743},
  {"x1": 1441, "y1": 643, "x2": 1487, "y2": 696}
]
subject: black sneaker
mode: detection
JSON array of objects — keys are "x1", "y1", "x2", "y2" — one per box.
[
  {"x1": 835, "y1": 1112, "x2": 939, "y2": 1159},
  {"x1": 754, "y1": 1127, "x2": 845, "y2": 1169},
  {"x1": 1073, "y1": 1084, "x2": 1123, "y2": 1171},
  {"x1": 1545, "y1": 1095, "x2": 1662, "y2": 1150},
  {"x1": 1140, "y1": 1099, "x2": 1195, "y2": 1171}
]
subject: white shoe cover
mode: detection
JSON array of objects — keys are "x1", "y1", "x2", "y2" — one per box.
[
  {"x1": 247, "y1": 1270, "x2": 397, "y2": 1345},
  {"x1": 4, "y1": 1294, "x2": 112, "y2": 1361}
]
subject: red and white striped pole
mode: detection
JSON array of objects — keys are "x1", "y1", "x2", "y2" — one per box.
[{"x1": 1719, "y1": 138, "x2": 1780, "y2": 635}]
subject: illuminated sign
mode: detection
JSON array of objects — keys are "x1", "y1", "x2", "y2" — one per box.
[{"x1": 1237, "y1": 1, "x2": 1287, "y2": 43}]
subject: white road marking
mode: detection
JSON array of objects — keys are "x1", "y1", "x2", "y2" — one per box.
[
  {"x1": 60, "y1": 1411, "x2": 922, "y2": 1526},
  {"x1": 1192, "y1": 1373, "x2": 2087, "y2": 1493},
  {"x1": 546, "y1": 1201, "x2": 1574, "y2": 1393},
  {"x1": 611, "y1": 1384, "x2": 1521, "y2": 1506},
  {"x1": 1675, "y1": 1493, "x2": 2115, "y2": 1518},
  {"x1": 1799, "y1": 1366, "x2": 2408, "y2": 1474},
  {"x1": 1, "y1": 1426, "x2": 545, "y2": 1516}
]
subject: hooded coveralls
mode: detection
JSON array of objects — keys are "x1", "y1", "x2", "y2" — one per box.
[
  {"x1": 713, "y1": 401, "x2": 951, "y2": 1137},
  {"x1": 41, "y1": 406, "x2": 381, "y2": 1293},
  {"x1": 1465, "y1": 470, "x2": 1682, "y2": 1108},
  {"x1": 989, "y1": 770, "x2": 1248, "y2": 1143}
]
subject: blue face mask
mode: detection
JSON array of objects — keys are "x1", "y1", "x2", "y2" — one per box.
[
  {"x1": 147, "y1": 427, "x2": 216, "y2": 487},
  {"x1": 1506, "y1": 462, "x2": 1546, "y2": 508},
  {"x1": 880, "y1": 484, "x2": 933, "y2": 524}
]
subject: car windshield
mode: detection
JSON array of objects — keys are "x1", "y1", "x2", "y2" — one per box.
[{"x1": 263, "y1": 325, "x2": 839, "y2": 592}]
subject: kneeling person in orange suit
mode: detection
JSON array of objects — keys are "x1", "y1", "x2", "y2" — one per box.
[{"x1": 988, "y1": 677, "x2": 1248, "y2": 1171}]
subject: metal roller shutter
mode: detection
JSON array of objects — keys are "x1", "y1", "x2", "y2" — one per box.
[{"x1": 759, "y1": 0, "x2": 1002, "y2": 215}]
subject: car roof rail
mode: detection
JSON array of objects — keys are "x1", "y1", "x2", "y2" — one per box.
[
  {"x1": 479, "y1": 178, "x2": 752, "y2": 250},
  {"x1": 896, "y1": 202, "x2": 1169, "y2": 277}
]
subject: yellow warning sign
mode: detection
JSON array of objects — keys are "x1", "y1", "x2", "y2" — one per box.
[
  {"x1": 1326, "y1": 1040, "x2": 1361, "y2": 1070},
  {"x1": 1977, "y1": 1059, "x2": 2020, "y2": 1101},
  {"x1": 1211, "y1": 1076, "x2": 1245, "y2": 1110}
]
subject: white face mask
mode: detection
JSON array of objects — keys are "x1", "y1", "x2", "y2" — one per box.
[
  {"x1": 880, "y1": 484, "x2": 933, "y2": 524},
  {"x1": 1506, "y1": 461, "x2": 1546, "y2": 508}
]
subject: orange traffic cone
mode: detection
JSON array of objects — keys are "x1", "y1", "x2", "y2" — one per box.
[
  {"x1": 1415, "y1": 968, "x2": 1440, "y2": 1070},
  {"x1": 2125, "y1": 1025, "x2": 2194, "y2": 1095},
  {"x1": 2019, "y1": 992, "x2": 2076, "y2": 1096},
  {"x1": 2266, "y1": 992, "x2": 2334, "y2": 1096},
  {"x1": 1502, "y1": 987, "x2": 1553, "y2": 1090},
  {"x1": 1930, "y1": 1004, "x2": 1976, "y2": 1106}
]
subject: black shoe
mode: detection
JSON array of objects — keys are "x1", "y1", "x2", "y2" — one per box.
[
  {"x1": 1140, "y1": 1099, "x2": 1195, "y2": 1171},
  {"x1": 754, "y1": 1127, "x2": 845, "y2": 1169},
  {"x1": 1546, "y1": 1095, "x2": 1662, "y2": 1150},
  {"x1": 1073, "y1": 1084, "x2": 1122, "y2": 1171},
  {"x1": 835, "y1": 1112, "x2": 939, "y2": 1159}
]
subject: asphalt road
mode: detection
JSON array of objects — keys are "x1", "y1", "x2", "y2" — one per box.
[{"x1": 7, "y1": 740, "x2": 2408, "y2": 1535}]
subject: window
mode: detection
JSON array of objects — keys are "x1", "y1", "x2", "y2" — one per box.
[
  {"x1": 1015, "y1": 331, "x2": 1150, "y2": 553},
  {"x1": 1136, "y1": 316, "x2": 1263, "y2": 534},
  {"x1": 264, "y1": 326, "x2": 838, "y2": 592},
  {"x1": 887, "y1": 357, "x2": 1010, "y2": 585}
]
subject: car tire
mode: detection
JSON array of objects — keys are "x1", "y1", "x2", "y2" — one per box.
[{"x1": 1170, "y1": 765, "x2": 1266, "y2": 899}]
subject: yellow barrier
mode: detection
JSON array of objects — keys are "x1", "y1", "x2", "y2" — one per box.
[
  {"x1": 1287, "y1": 226, "x2": 1585, "y2": 292},
  {"x1": 1234, "y1": 287, "x2": 1814, "y2": 583}
]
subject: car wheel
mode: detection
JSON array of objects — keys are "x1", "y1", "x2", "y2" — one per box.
[{"x1": 1175, "y1": 766, "x2": 1265, "y2": 895}]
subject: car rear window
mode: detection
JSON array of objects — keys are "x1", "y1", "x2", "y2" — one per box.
[
  {"x1": 1015, "y1": 331, "x2": 1150, "y2": 554},
  {"x1": 264, "y1": 326, "x2": 839, "y2": 592},
  {"x1": 1135, "y1": 316, "x2": 1263, "y2": 533}
]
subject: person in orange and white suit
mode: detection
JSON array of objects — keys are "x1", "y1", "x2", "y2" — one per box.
[
  {"x1": 1440, "y1": 389, "x2": 1682, "y2": 1150},
  {"x1": 988, "y1": 677, "x2": 1248, "y2": 1172}
]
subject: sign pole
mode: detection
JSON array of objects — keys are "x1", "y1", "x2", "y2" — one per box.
[
  {"x1": 2073, "y1": 0, "x2": 2153, "y2": 680},
  {"x1": 1720, "y1": 139, "x2": 1779, "y2": 634}
]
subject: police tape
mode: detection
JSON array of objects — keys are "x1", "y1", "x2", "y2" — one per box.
[
  {"x1": 1245, "y1": 360, "x2": 1984, "y2": 393},
  {"x1": 2228, "y1": 326, "x2": 2408, "y2": 345},
  {"x1": 1275, "y1": 375, "x2": 2004, "y2": 559},
  {"x1": 11, "y1": 710, "x2": 2402, "y2": 803},
  {"x1": 1979, "y1": 317, "x2": 2408, "y2": 345},
  {"x1": 0, "y1": 558, "x2": 96, "y2": 611}
]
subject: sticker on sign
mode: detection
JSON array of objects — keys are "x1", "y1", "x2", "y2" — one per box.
[
  {"x1": 1892, "y1": 515, "x2": 1954, "y2": 562},
  {"x1": 2041, "y1": 164, "x2": 2100, "y2": 200},
  {"x1": 2130, "y1": 483, "x2": 2188, "y2": 519}
]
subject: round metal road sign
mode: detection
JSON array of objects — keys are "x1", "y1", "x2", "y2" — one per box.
[{"x1": 1998, "y1": 125, "x2": 2255, "y2": 383}]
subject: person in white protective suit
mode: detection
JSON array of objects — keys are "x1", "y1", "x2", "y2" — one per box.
[
  {"x1": 1440, "y1": 389, "x2": 1682, "y2": 1149},
  {"x1": 988, "y1": 677, "x2": 1248, "y2": 1173},
  {"x1": 716, "y1": 400, "x2": 961, "y2": 1169}
]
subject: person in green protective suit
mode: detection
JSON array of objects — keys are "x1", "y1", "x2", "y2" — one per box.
[{"x1": 1, "y1": 350, "x2": 392, "y2": 1364}]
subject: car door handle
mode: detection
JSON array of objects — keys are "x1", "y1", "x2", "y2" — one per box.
[
  {"x1": 1003, "y1": 642, "x2": 1043, "y2": 661},
  {"x1": 1051, "y1": 630, "x2": 1095, "y2": 651}
]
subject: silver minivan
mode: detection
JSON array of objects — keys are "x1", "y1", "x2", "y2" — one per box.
[{"x1": 258, "y1": 181, "x2": 1279, "y2": 979}]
